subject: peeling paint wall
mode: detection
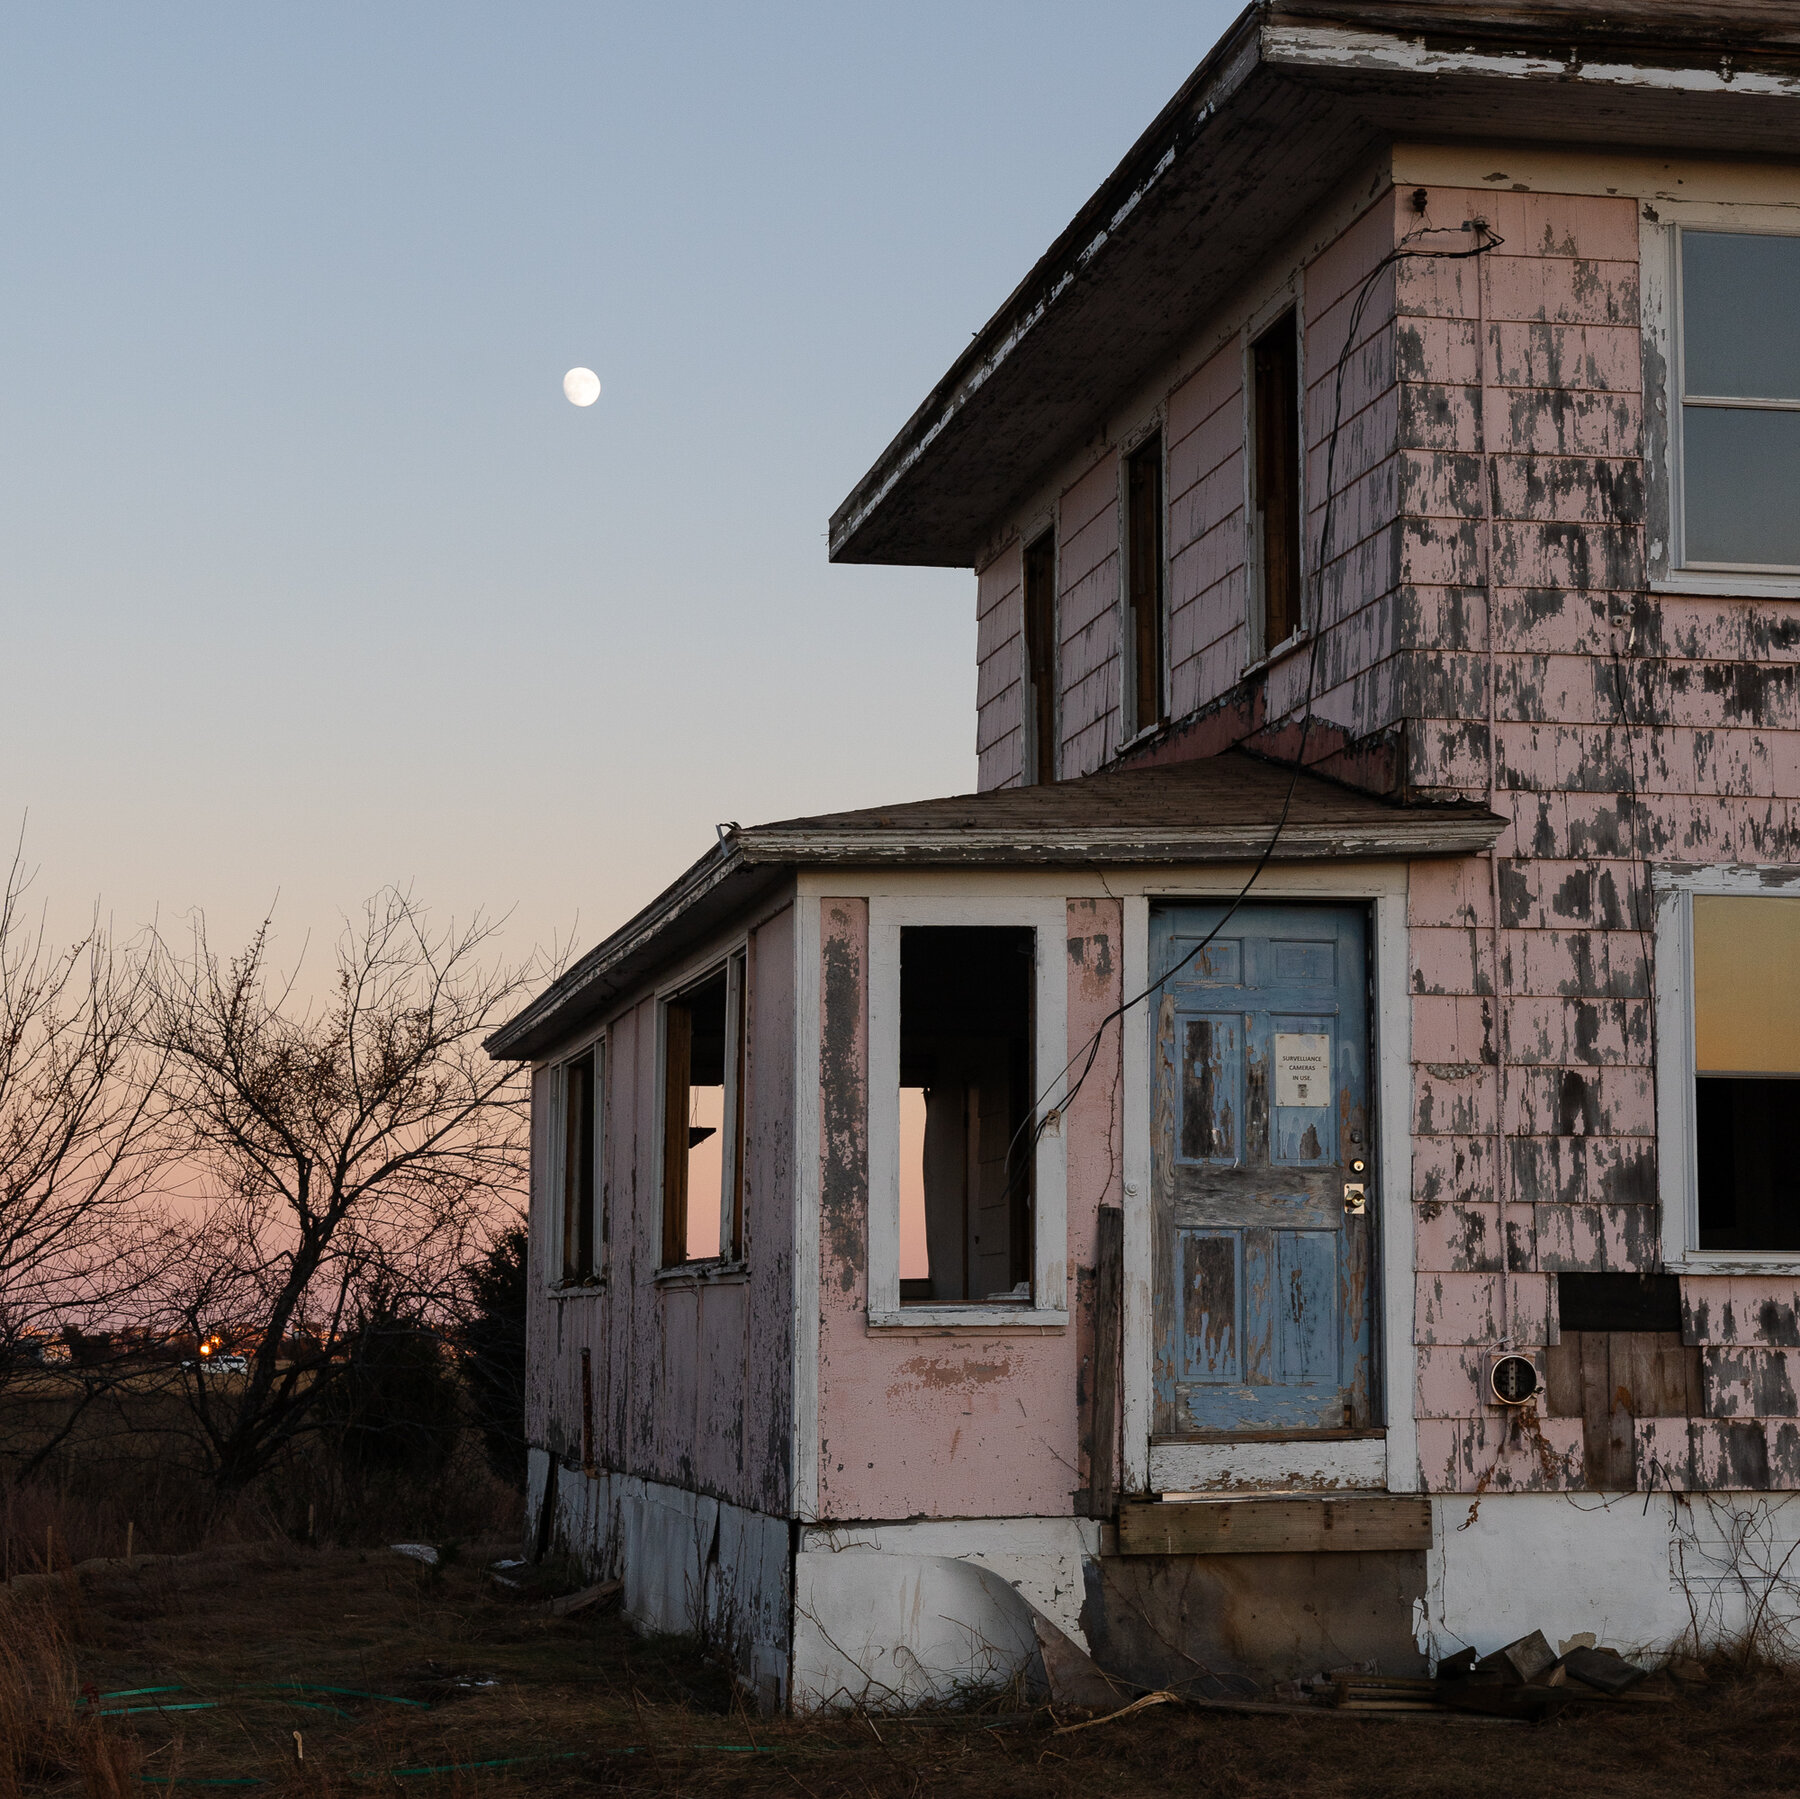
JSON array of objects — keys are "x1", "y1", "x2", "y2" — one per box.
[
  {"x1": 967, "y1": 156, "x2": 1800, "y2": 1501},
  {"x1": 524, "y1": 899, "x2": 797, "y2": 1522},
  {"x1": 814, "y1": 898, "x2": 1124, "y2": 1520}
]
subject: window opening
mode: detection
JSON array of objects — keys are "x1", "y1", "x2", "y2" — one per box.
[
  {"x1": 1680, "y1": 230, "x2": 1800, "y2": 571},
  {"x1": 1252, "y1": 308, "x2": 1302, "y2": 652},
  {"x1": 1692, "y1": 894, "x2": 1800, "y2": 1251},
  {"x1": 898, "y1": 926, "x2": 1034, "y2": 1305},
  {"x1": 1023, "y1": 532, "x2": 1058, "y2": 785},
  {"x1": 1126, "y1": 433, "x2": 1166, "y2": 735},
  {"x1": 560, "y1": 1047, "x2": 598, "y2": 1281},
  {"x1": 662, "y1": 964, "x2": 739, "y2": 1266}
]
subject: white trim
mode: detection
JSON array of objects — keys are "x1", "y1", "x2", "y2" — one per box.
[
  {"x1": 867, "y1": 895, "x2": 1069, "y2": 1326},
  {"x1": 1642, "y1": 201, "x2": 1800, "y2": 582},
  {"x1": 1268, "y1": 23, "x2": 1800, "y2": 100},
  {"x1": 1376, "y1": 879, "x2": 1418, "y2": 1492},
  {"x1": 1120, "y1": 894, "x2": 1153, "y2": 1494},
  {"x1": 792, "y1": 895, "x2": 823, "y2": 1520},
  {"x1": 1655, "y1": 864, "x2": 1800, "y2": 1274},
  {"x1": 1150, "y1": 1435, "x2": 1388, "y2": 1495}
]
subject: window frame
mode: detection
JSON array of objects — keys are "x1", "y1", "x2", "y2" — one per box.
[
  {"x1": 547, "y1": 1032, "x2": 606, "y2": 1293},
  {"x1": 1643, "y1": 201, "x2": 1800, "y2": 597},
  {"x1": 656, "y1": 947, "x2": 750, "y2": 1275},
  {"x1": 865, "y1": 896, "x2": 1069, "y2": 1328},
  {"x1": 1243, "y1": 288, "x2": 1308, "y2": 665},
  {"x1": 1021, "y1": 529, "x2": 1059, "y2": 786},
  {"x1": 1655, "y1": 863, "x2": 1800, "y2": 1273},
  {"x1": 1120, "y1": 426, "x2": 1168, "y2": 744}
]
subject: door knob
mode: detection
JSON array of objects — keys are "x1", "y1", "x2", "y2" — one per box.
[{"x1": 1343, "y1": 1182, "x2": 1367, "y2": 1216}]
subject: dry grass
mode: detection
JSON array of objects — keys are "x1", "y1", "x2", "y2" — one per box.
[{"x1": 1, "y1": 1540, "x2": 1793, "y2": 1797}]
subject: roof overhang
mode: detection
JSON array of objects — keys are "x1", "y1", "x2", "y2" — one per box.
[
  {"x1": 486, "y1": 752, "x2": 1504, "y2": 1061},
  {"x1": 829, "y1": 0, "x2": 1800, "y2": 568}
]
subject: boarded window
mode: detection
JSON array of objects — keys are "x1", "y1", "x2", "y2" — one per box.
[
  {"x1": 1126, "y1": 434, "x2": 1165, "y2": 735},
  {"x1": 661, "y1": 957, "x2": 748, "y2": 1266},
  {"x1": 1023, "y1": 531, "x2": 1058, "y2": 786},
  {"x1": 1252, "y1": 309, "x2": 1302, "y2": 652},
  {"x1": 1693, "y1": 894, "x2": 1800, "y2": 1250},
  {"x1": 560, "y1": 1046, "x2": 599, "y2": 1281},
  {"x1": 898, "y1": 926, "x2": 1034, "y2": 1305},
  {"x1": 1680, "y1": 230, "x2": 1800, "y2": 570}
]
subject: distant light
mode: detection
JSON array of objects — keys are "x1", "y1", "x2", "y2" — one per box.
[{"x1": 563, "y1": 367, "x2": 601, "y2": 407}]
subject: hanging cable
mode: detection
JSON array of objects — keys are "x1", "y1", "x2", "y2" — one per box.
[{"x1": 996, "y1": 216, "x2": 1505, "y2": 1197}]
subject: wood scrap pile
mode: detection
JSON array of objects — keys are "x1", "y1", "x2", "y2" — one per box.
[{"x1": 1289, "y1": 1632, "x2": 1665, "y2": 1721}]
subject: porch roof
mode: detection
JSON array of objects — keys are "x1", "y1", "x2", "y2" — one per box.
[
  {"x1": 485, "y1": 751, "x2": 1503, "y2": 1060},
  {"x1": 829, "y1": 0, "x2": 1800, "y2": 568}
]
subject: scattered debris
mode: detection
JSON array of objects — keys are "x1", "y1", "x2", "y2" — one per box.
[
  {"x1": 1031, "y1": 1613, "x2": 1133, "y2": 1713},
  {"x1": 1476, "y1": 1631, "x2": 1558, "y2": 1684},
  {"x1": 536, "y1": 1578, "x2": 622, "y2": 1618},
  {"x1": 490, "y1": 1558, "x2": 525, "y2": 1571},
  {"x1": 1669, "y1": 1657, "x2": 1709, "y2": 1686},
  {"x1": 1051, "y1": 1690, "x2": 1178, "y2": 1735},
  {"x1": 1558, "y1": 1632, "x2": 1597, "y2": 1657},
  {"x1": 391, "y1": 1543, "x2": 439, "y2": 1567},
  {"x1": 1564, "y1": 1646, "x2": 1648, "y2": 1696}
]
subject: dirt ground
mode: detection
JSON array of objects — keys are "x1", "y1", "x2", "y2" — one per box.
[{"x1": 32, "y1": 1540, "x2": 1800, "y2": 1796}]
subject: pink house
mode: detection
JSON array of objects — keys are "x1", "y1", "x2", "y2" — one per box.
[{"x1": 489, "y1": 0, "x2": 1800, "y2": 1710}]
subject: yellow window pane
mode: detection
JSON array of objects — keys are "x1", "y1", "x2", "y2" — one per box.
[{"x1": 1694, "y1": 894, "x2": 1800, "y2": 1075}]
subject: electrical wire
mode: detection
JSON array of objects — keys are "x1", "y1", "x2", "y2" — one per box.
[{"x1": 997, "y1": 215, "x2": 1506, "y2": 1199}]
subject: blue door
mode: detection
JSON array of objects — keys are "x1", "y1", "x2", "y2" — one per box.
[{"x1": 1150, "y1": 903, "x2": 1374, "y2": 1435}]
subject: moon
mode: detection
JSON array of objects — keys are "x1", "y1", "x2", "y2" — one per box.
[{"x1": 563, "y1": 367, "x2": 601, "y2": 407}]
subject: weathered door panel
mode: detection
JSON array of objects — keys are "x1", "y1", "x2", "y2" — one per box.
[{"x1": 1151, "y1": 904, "x2": 1374, "y2": 1438}]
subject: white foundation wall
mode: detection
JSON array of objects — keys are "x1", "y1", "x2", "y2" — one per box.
[
  {"x1": 525, "y1": 1450, "x2": 793, "y2": 1710},
  {"x1": 1421, "y1": 1491, "x2": 1800, "y2": 1664},
  {"x1": 791, "y1": 1517, "x2": 1103, "y2": 1713}
]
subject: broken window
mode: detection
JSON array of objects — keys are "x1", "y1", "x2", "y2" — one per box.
[
  {"x1": 1692, "y1": 895, "x2": 1800, "y2": 1251},
  {"x1": 1679, "y1": 230, "x2": 1800, "y2": 571},
  {"x1": 1023, "y1": 531, "x2": 1058, "y2": 785},
  {"x1": 897, "y1": 926, "x2": 1035, "y2": 1305},
  {"x1": 1251, "y1": 308, "x2": 1302, "y2": 653},
  {"x1": 1125, "y1": 433, "x2": 1166, "y2": 736},
  {"x1": 661, "y1": 954, "x2": 747, "y2": 1267},
  {"x1": 558, "y1": 1043, "x2": 601, "y2": 1282}
]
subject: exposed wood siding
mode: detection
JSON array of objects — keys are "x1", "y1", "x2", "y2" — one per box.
[{"x1": 524, "y1": 904, "x2": 797, "y2": 1518}]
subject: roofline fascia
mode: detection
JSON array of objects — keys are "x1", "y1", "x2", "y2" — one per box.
[
  {"x1": 483, "y1": 840, "x2": 746, "y2": 1061},
  {"x1": 825, "y1": 1, "x2": 1267, "y2": 567},
  {"x1": 486, "y1": 802, "x2": 1504, "y2": 1058}
]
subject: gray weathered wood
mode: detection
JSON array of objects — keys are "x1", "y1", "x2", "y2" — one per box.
[
  {"x1": 1090, "y1": 1205, "x2": 1123, "y2": 1520},
  {"x1": 1117, "y1": 1496, "x2": 1432, "y2": 1556}
]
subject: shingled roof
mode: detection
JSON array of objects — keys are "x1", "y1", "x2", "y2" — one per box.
[{"x1": 486, "y1": 752, "x2": 1503, "y2": 1060}]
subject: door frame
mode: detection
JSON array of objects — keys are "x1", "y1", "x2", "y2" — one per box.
[{"x1": 1122, "y1": 864, "x2": 1415, "y2": 1496}]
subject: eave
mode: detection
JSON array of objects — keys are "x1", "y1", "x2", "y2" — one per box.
[{"x1": 829, "y1": 0, "x2": 1800, "y2": 569}]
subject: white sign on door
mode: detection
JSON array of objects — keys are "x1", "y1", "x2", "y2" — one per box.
[{"x1": 1273, "y1": 1032, "x2": 1332, "y2": 1108}]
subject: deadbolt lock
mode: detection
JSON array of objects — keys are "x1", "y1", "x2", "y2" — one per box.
[{"x1": 1343, "y1": 1182, "x2": 1367, "y2": 1216}]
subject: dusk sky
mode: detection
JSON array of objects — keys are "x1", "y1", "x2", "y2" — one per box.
[{"x1": 2, "y1": 3, "x2": 1239, "y2": 982}]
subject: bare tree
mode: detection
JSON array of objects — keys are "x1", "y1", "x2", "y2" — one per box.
[
  {"x1": 144, "y1": 889, "x2": 537, "y2": 1492},
  {"x1": 0, "y1": 848, "x2": 164, "y2": 1354}
]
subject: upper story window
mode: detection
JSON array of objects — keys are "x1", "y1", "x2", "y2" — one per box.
[
  {"x1": 1656, "y1": 871, "x2": 1800, "y2": 1267},
  {"x1": 1124, "y1": 434, "x2": 1166, "y2": 737},
  {"x1": 554, "y1": 1041, "x2": 602, "y2": 1285},
  {"x1": 660, "y1": 951, "x2": 748, "y2": 1269},
  {"x1": 1678, "y1": 229, "x2": 1800, "y2": 572},
  {"x1": 1250, "y1": 308, "x2": 1303, "y2": 655},
  {"x1": 1022, "y1": 530, "x2": 1058, "y2": 785}
]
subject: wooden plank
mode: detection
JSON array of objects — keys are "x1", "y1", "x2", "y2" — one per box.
[
  {"x1": 1117, "y1": 1496, "x2": 1432, "y2": 1556},
  {"x1": 1089, "y1": 1205, "x2": 1123, "y2": 1520}
]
